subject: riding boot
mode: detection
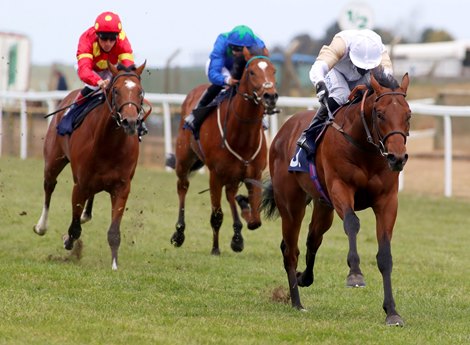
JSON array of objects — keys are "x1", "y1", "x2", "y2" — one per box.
[
  {"x1": 296, "y1": 102, "x2": 329, "y2": 156},
  {"x1": 184, "y1": 84, "x2": 222, "y2": 136}
]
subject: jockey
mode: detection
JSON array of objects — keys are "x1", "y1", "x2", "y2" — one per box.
[
  {"x1": 66, "y1": 11, "x2": 147, "y2": 136},
  {"x1": 297, "y1": 29, "x2": 393, "y2": 156},
  {"x1": 184, "y1": 25, "x2": 266, "y2": 135}
]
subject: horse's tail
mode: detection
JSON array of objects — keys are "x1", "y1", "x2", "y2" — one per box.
[
  {"x1": 165, "y1": 153, "x2": 205, "y2": 172},
  {"x1": 260, "y1": 178, "x2": 279, "y2": 219}
]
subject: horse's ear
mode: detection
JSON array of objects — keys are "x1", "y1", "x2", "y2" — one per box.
[
  {"x1": 400, "y1": 73, "x2": 409, "y2": 93},
  {"x1": 370, "y1": 73, "x2": 383, "y2": 95},
  {"x1": 136, "y1": 60, "x2": 147, "y2": 76},
  {"x1": 243, "y1": 46, "x2": 252, "y2": 61},
  {"x1": 262, "y1": 47, "x2": 270, "y2": 57},
  {"x1": 108, "y1": 62, "x2": 118, "y2": 76}
]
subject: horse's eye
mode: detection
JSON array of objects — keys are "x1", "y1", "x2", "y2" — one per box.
[
  {"x1": 376, "y1": 112, "x2": 384, "y2": 120},
  {"x1": 249, "y1": 70, "x2": 255, "y2": 76}
]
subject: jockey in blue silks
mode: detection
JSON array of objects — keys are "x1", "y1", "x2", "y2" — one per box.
[{"x1": 184, "y1": 25, "x2": 266, "y2": 135}]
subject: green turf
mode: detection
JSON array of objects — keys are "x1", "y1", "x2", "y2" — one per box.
[{"x1": 0, "y1": 157, "x2": 469, "y2": 345}]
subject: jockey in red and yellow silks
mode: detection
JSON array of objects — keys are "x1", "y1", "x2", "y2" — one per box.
[
  {"x1": 76, "y1": 26, "x2": 134, "y2": 87},
  {"x1": 76, "y1": 11, "x2": 134, "y2": 88},
  {"x1": 63, "y1": 11, "x2": 147, "y2": 137}
]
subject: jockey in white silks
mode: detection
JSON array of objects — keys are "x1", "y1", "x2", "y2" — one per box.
[{"x1": 297, "y1": 29, "x2": 394, "y2": 156}]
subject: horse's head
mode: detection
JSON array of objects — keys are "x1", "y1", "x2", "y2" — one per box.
[
  {"x1": 237, "y1": 47, "x2": 279, "y2": 114},
  {"x1": 107, "y1": 61, "x2": 147, "y2": 136},
  {"x1": 369, "y1": 71, "x2": 411, "y2": 171}
]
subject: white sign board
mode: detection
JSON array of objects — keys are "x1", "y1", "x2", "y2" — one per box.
[{"x1": 338, "y1": 2, "x2": 374, "y2": 30}]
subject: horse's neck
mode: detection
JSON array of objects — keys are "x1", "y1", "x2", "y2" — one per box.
[
  {"x1": 94, "y1": 104, "x2": 127, "y2": 146},
  {"x1": 221, "y1": 94, "x2": 263, "y2": 144}
]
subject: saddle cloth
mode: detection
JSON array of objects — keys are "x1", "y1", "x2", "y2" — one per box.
[{"x1": 57, "y1": 93, "x2": 104, "y2": 136}]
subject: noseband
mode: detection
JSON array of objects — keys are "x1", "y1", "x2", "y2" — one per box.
[{"x1": 360, "y1": 89, "x2": 408, "y2": 157}]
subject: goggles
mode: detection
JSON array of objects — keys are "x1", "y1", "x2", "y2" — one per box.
[{"x1": 97, "y1": 32, "x2": 118, "y2": 41}]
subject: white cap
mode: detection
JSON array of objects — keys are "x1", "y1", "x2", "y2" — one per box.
[{"x1": 349, "y1": 30, "x2": 383, "y2": 70}]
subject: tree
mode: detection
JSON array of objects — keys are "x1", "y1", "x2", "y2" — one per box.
[{"x1": 420, "y1": 28, "x2": 454, "y2": 43}]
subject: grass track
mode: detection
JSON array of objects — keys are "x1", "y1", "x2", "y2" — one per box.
[{"x1": 0, "y1": 157, "x2": 469, "y2": 345}]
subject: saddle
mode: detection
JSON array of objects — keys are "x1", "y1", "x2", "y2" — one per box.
[{"x1": 57, "y1": 93, "x2": 105, "y2": 136}]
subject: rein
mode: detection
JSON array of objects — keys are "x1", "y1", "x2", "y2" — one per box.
[{"x1": 216, "y1": 105, "x2": 263, "y2": 166}]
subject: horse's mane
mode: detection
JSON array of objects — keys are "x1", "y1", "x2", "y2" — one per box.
[{"x1": 370, "y1": 66, "x2": 400, "y2": 90}]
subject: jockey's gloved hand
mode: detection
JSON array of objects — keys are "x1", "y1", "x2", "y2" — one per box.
[{"x1": 315, "y1": 81, "x2": 329, "y2": 103}]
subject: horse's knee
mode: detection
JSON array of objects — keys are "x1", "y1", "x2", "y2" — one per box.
[{"x1": 210, "y1": 209, "x2": 223, "y2": 230}]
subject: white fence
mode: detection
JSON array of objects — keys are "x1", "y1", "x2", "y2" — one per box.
[{"x1": 1, "y1": 91, "x2": 469, "y2": 197}]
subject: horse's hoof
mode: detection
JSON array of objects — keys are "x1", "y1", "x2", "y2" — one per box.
[
  {"x1": 211, "y1": 248, "x2": 220, "y2": 256},
  {"x1": 247, "y1": 221, "x2": 261, "y2": 231},
  {"x1": 346, "y1": 273, "x2": 366, "y2": 287},
  {"x1": 297, "y1": 271, "x2": 314, "y2": 287},
  {"x1": 170, "y1": 231, "x2": 185, "y2": 247},
  {"x1": 231, "y1": 234, "x2": 244, "y2": 252},
  {"x1": 386, "y1": 314, "x2": 404, "y2": 327},
  {"x1": 63, "y1": 235, "x2": 74, "y2": 250},
  {"x1": 33, "y1": 225, "x2": 46, "y2": 236}
]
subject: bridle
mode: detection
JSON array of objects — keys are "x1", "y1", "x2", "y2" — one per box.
[
  {"x1": 104, "y1": 72, "x2": 152, "y2": 127},
  {"x1": 236, "y1": 55, "x2": 275, "y2": 106},
  {"x1": 359, "y1": 88, "x2": 408, "y2": 157}
]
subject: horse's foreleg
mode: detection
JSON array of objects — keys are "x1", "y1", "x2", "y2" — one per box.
[
  {"x1": 171, "y1": 175, "x2": 189, "y2": 247},
  {"x1": 80, "y1": 196, "x2": 94, "y2": 224},
  {"x1": 226, "y1": 184, "x2": 244, "y2": 253},
  {"x1": 275, "y1": 181, "x2": 306, "y2": 310},
  {"x1": 107, "y1": 185, "x2": 131, "y2": 270},
  {"x1": 343, "y1": 208, "x2": 366, "y2": 287},
  {"x1": 374, "y1": 202, "x2": 403, "y2": 326},
  {"x1": 298, "y1": 201, "x2": 334, "y2": 287}
]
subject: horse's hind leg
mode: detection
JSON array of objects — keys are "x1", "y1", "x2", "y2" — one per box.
[
  {"x1": 209, "y1": 175, "x2": 224, "y2": 255},
  {"x1": 63, "y1": 184, "x2": 87, "y2": 251},
  {"x1": 236, "y1": 179, "x2": 262, "y2": 230},
  {"x1": 34, "y1": 155, "x2": 69, "y2": 235},
  {"x1": 80, "y1": 195, "x2": 94, "y2": 224},
  {"x1": 298, "y1": 200, "x2": 334, "y2": 287},
  {"x1": 226, "y1": 184, "x2": 244, "y2": 253}
]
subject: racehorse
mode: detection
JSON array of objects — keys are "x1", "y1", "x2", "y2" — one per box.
[
  {"x1": 34, "y1": 62, "x2": 149, "y2": 270},
  {"x1": 261, "y1": 70, "x2": 410, "y2": 326},
  {"x1": 167, "y1": 47, "x2": 278, "y2": 255}
]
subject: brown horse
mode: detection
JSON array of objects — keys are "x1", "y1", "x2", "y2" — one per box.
[
  {"x1": 167, "y1": 48, "x2": 278, "y2": 255},
  {"x1": 261, "y1": 70, "x2": 410, "y2": 326},
  {"x1": 34, "y1": 62, "x2": 149, "y2": 270}
]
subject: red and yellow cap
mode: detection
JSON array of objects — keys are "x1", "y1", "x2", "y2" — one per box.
[{"x1": 94, "y1": 11, "x2": 122, "y2": 33}]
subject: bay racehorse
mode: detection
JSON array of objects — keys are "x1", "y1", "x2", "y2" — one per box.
[
  {"x1": 34, "y1": 62, "x2": 150, "y2": 270},
  {"x1": 167, "y1": 48, "x2": 278, "y2": 255},
  {"x1": 261, "y1": 70, "x2": 410, "y2": 325}
]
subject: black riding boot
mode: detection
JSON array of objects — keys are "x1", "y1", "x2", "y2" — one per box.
[
  {"x1": 184, "y1": 84, "x2": 222, "y2": 138},
  {"x1": 296, "y1": 103, "x2": 329, "y2": 156}
]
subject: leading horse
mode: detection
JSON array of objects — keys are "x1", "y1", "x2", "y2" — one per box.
[
  {"x1": 34, "y1": 62, "x2": 149, "y2": 270},
  {"x1": 168, "y1": 48, "x2": 278, "y2": 255},
  {"x1": 261, "y1": 70, "x2": 410, "y2": 326}
]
